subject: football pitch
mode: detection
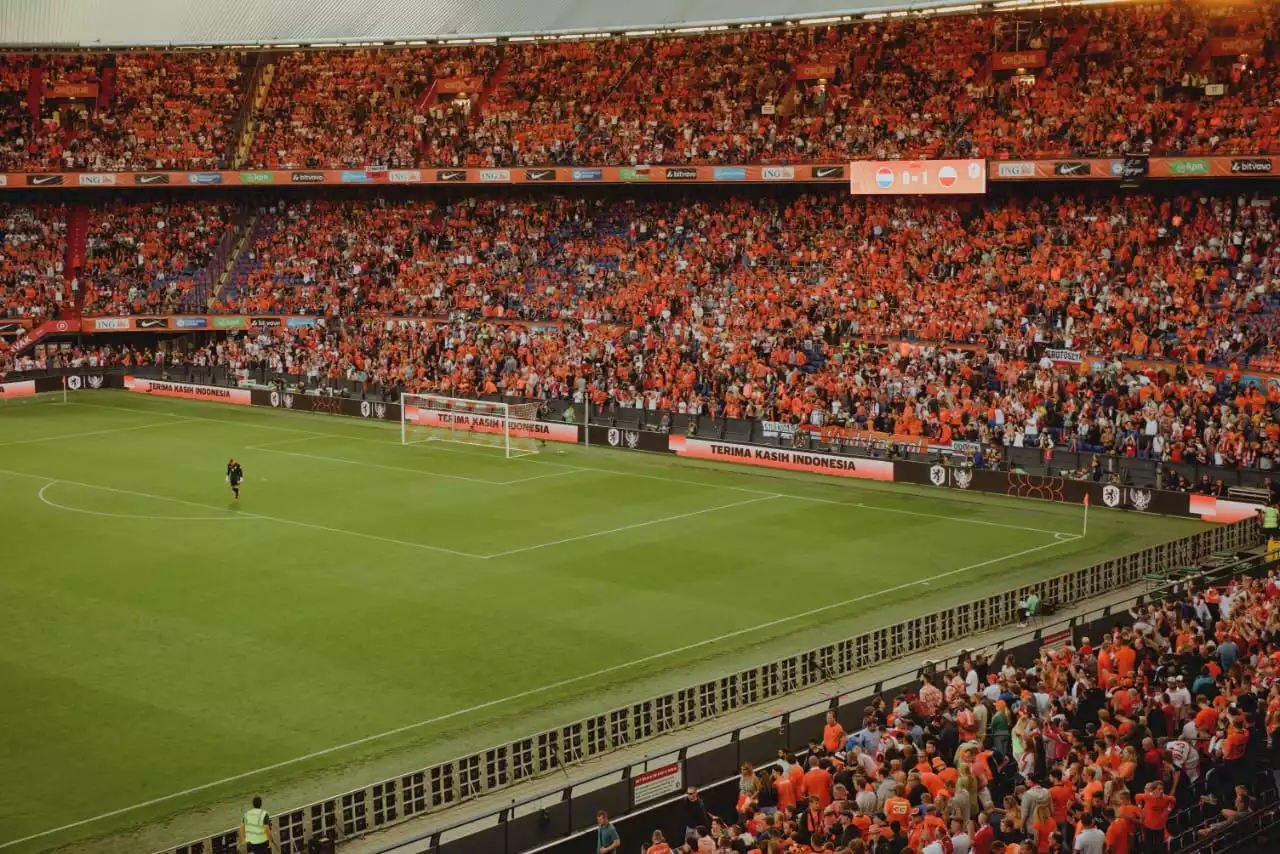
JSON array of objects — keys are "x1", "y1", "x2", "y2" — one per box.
[{"x1": 0, "y1": 391, "x2": 1208, "y2": 853}]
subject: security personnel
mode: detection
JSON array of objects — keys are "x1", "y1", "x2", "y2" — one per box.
[
  {"x1": 240, "y1": 796, "x2": 273, "y2": 854},
  {"x1": 1261, "y1": 502, "x2": 1279, "y2": 538}
]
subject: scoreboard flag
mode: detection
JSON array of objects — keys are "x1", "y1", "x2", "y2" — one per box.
[{"x1": 849, "y1": 159, "x2": 986, "y2": 195}]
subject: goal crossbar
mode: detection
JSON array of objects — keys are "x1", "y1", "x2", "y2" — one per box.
[{"x1": 400, "y1": 394, "x2": 542, "y2": 458}]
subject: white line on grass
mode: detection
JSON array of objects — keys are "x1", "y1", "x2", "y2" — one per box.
[
  {"x1": 0, "y1": 468, "x2": 486, "y2": 560},
  {"x1": 66, "y1": 399, "x2": 1079, "y2": 537},
  {"x1": 483, "y1": 494, "x2": 782, "y2": 558},
  {"x1": 0, "y1": 418, "x2": 194, "y2": 447},
  {"x1": 497, "y1": 468, "x2": 591, "y2": 486},
  {"x1": 249, "y1": 447, "x2": 512, "y2": 486},
  {"x1": 244, "y1": 434, "x2": 331, "y2": 451},
  {"x1": 37, "y1": 481, "x2": 251, "y2": 522},
  {"x1": 0, "y1": 532, "x2": 1078, "y2": 851}
]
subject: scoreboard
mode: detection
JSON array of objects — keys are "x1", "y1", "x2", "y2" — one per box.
[{"x1": 849, "y1": 159, "x2": 986, "y2": 195}]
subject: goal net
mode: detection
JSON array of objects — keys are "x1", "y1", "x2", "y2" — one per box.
[{"x1": 400, "y1": 394, "x2": 544, "y2": 458}]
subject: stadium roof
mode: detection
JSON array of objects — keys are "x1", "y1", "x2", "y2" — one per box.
[{"x1": 3, "y1": 0, "x2": 996, "y2": 48}]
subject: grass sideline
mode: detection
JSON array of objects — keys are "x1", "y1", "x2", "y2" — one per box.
[{"x1": 0, "y1": 390, "x2": 1208, "y2": 853}]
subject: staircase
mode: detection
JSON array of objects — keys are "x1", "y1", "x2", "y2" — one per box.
[
  {"x1": 207, "y1": 210, "x2": 262, "y2": 311},
  {"x1": 472, "y1": 59, "x2": 509, "y2": 120},
  {"x1": 64, "y1": 205, "x2": 89, "y2": 317},
  {"x1": 232, "y1": 53, "x2": 277, "y2": 169}
]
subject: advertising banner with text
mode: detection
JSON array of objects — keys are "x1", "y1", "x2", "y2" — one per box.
[
  {"x1": 669, "y1": 435, "x2": 895, "y2": 480},
  {"x1": 405, "y1": 405, "x2": 579, "y2": 444},
  {"x1": 123, "y1": 376, "x2": 251, "y2": 405},
  {"x1": 4, "y1": 158, "x2": 1280, "y2": 190},
  {"x1": 993, "y1": 50, "x2": 1047, "y2": 70}
]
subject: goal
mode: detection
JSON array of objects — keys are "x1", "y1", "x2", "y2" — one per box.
[{"x1": 400, "y1": 394, "x2": 544, "y2": 458}]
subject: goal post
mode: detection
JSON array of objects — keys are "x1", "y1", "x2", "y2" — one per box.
[{"x1": 400, "y1": 394, "x2": 544, "y2": 458}]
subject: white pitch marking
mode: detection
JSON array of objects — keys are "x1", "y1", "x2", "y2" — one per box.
[
  {"x1": 497, "y1": 468, "x2": 591, "y2": 485},
  {"x1": 37, "y1": 481, "x2": 249, "y2": 522},
  {"x1": 482, "y1": 494, "x2": 782, "y2": 558},
  {"x1": 0, "y1": 468, "x2": 485, "y2": 560},
  {"x1": 249, "y1": 447, "x2": 512, "y2": 486},
  {"x1": 0, "y1": 418, "x2": 194, "y2": 447},
  {"x1": 244, "y1": 434, "x2": 331, "y2": 452},
  {"x1": 0, "y1": 534, "x2": 1075, "y2": 851}
]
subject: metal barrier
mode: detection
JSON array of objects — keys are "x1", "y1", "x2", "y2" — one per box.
[
  {"x1": 155, "y1": 518, "x2": 1260, "y2": 854},
  {"x1": 376, "y1": 550, "x2": 1276, "y2": 854}
]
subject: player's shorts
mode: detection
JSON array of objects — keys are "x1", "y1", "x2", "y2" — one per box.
[{"x1": 247, "y1": 842, "x2": 271, "y2": 854}]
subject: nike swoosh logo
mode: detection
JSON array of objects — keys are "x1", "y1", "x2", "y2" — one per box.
[
  {"x1": 815, "y1": 168, "x2": 842, "y2": 178},
  {"x1": 529, "y1": 171, "x2": 553, "y2": 179},
  {"x1": 31, "y1": 176, "x2": 61, "y2": 185}
]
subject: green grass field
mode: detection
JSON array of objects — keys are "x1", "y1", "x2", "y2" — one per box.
[{"x1": 0, "y1": 390, "x2": 1209, "y2": 853}]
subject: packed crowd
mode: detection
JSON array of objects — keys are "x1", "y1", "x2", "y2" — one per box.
[
  {"x1": 639, "y1": 568, "x2": 1280, "y2": 853},
  {"x1": 9, "y1": 186, "x2": 1280, "y2": 477},
  {"x1": 0, "y1": 52, "x2": 248, "y2": 172},
  {"x1": 247, "y1": 47, "x2": 499, "y2": 170},
  {"x1": 0, "y1": 203, "x2": 67, "y2": 320},
  {"x1": 79, "y1": 200, "x2": 236, "y2": 315},
  {"x1": 0, "y1": 3, "x2": 1277, "y2": 171}
]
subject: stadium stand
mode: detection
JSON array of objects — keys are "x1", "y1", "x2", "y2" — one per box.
[
  {"x1": 0, "y1": 2, "x2": 1273, "y2": 170},
  {"x1": 79, "y1": 200, "x2": 236, "y2": 315},
  {"x1": 653, "y1": 568, "x2": 1280, "y2": 854},
  {"x1": 0, "y1": 52, "x2": 248, "y2": 171},
  {"x1": 3, "y1": 184, "x2": 1276, "y2": 478},
  {"x1": 0, "y1": 202, "x2": 67, "y2": 319}
]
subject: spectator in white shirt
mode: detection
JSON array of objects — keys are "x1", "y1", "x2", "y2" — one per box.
[{"x1": 1073, "y1": 813, "x2": 1105, "y2": 854}]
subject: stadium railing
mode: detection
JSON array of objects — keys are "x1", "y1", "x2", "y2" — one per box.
[
  {"x1": 364, "y1": 549, "x2": 1278, "y2": 854},
  {"x1": 152, "y1": 517, "x2": 1262, "y2": 854}
]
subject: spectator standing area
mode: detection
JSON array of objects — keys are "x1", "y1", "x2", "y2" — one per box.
[{"x1": 0, "y1": 389, "x2": 1209, "y2": 853}]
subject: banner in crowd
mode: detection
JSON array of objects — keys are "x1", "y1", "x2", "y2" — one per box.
[
  {"x1": 1209, "y1": 36, "x2": 1265, "y2": 55},
  {"x1": 1045, "y1": 348, "x2": 1083, "y2": 365},
  {"x1": 761, "y1": 421, "x2": 798, "y2": 440},
  {"x1": 669, "y1": 435, "x2": 895, "y2": 481},
  {"x1": 800, "y1": 424, "x2": 927, "y2": 454},
  {"x1": 123, "y1": 376, "x2": 251, "y2": 404},
  {"x1": 993, "y1": 50, "x2": 1047, "y2": 70},
  {"x1": 44, "y1": 82, "x2": 98, "y2": 99},
  {"x1": 793, "y1": 63, "x2": 838, "y2": 80},
  {"x1": 432, "y1": 76, "x2": 485, "y2": 95},
  {"x1": 849, "y1": 159, "x2": 987, "y2": 195}
]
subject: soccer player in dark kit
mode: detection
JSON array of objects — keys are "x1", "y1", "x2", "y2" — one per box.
[{"x1": 227, "y1": 458, "x2": 244, "y2": 501}]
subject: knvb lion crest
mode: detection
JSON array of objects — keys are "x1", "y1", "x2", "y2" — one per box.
[
  {"x1": 360, "y1": 400, "x2": 373, "y2": 418},
  {"x1": 607, "y1": 428, "x2": 621, "y2": 447},
  {"x1": 929, "y1": 465, "x2": 946, "y2": 486},
  {"x1": 66, "y1": 375, "x2": 82, "y2": 390},
  {"x1": 1102, "y1": 484, "x2": 1121, "y2": 508},
  {"x1": 269, "y1": 390, "x2": 281, "y2": 407}
]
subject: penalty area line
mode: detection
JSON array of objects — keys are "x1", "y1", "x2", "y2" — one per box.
[{"x1": 0, "y1": 533, "x2": 1073, "y2": 850}]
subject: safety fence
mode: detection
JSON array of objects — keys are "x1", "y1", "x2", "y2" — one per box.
[{"x1": 156, "y1": 516, "x2": 1260, "y2": 854}]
